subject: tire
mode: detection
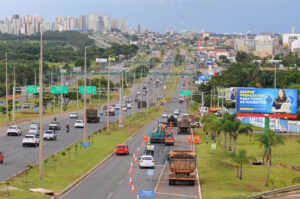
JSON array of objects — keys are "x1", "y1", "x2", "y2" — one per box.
[
  {"x1": 189, "y1": 181, "x2": 195, "y2": 186},
  {"x1": 0, "y1": 160, "x2": 3, "y2": 164},
  {"x1": 23, "y1": 144, "x2": 26, "y2": 147},
  {"x1": 7, "y1": 133, "x2": 9, "y2": 136},
  {"x1": 169, "y1": 180, "x2": 173, "y2": 185}
]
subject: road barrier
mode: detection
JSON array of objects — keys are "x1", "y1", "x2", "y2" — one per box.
[{"x1": 248, "y1": 184, "x2": 300, "y2": 198}]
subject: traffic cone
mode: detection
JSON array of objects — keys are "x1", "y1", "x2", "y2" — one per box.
[
  {"x1": 130, "y1": 162, "x2": 133, "y2": 169},
  {"x1": 135, "y1": 156, "x2": 138, "y2": 163},
  {"x1": 131, "y1": 184, "x2": 135, "y2": 193},
  {"x1": 142, "y1": 142, "x2": 144, "y2": 147},
  {"x1": 129, "y1": 177, "x2": 133, "y2": 185},
  {"x1": 137, "y1": 147, "x2": 140, "y2": 153},
  {"x1": 137, "y1": 194, "x2": 140, "y2": 199},
  {"x1": 129, "y1": 167, "x2": 133, "y2": 175}
]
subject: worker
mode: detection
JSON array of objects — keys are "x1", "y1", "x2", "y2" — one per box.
[
  {"x1": 150, "y1": 144, "x2": 155, "y2": 156},
  {"x1": 188, "y1": 136, "x2": 192, "y2": 145},
  {"x1": 143, "y1": 135, "x2": 148, "y2": 143},
  {"x1": 146, "y1": 143, "x2": 151, "y2": 155}
]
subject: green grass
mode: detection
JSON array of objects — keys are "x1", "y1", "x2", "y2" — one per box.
[
  {"x1": 195, "y1": 128, "x2": 300, "y2": 199},
  {"x1": 0, "y1": 105, "x2": 166, "y2": 199},
  {"x1": 0, "y1": 190, "x2": 49, "y2": 199}
]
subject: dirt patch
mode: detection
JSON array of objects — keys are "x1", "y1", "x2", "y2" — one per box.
[
  {"x1": 215, "y1": 159, "x2": 235, "y2": 169},
  {"x1": 245, "y1": 184, "x2": 261, "y2": 192},
  {"x1": 273, "y1": 164, "x2": 300, "y2": 171}
]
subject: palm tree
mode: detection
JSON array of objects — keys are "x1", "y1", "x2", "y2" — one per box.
[
  {"x1": 255, "y1": 129, "x2": 285, "y2": 180},
  {"x1": 231, "y1": 149, "x2": 256, "y2": 180},
  {"x1": 215, "y1": 119, "x2": 223, "y2": 145},
  {"x1": 232, "y1": 121, "x2": 253, "y2": 154},
  {"x1": 222, "y1": 112, "x2": 235, "y2": 149}
]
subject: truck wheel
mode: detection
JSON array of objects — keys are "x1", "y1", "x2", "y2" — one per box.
[
  {"x1": 169, "y1": 180, "x2": 174, "y2": 185},
  {"x1": 189, "y1": 181, "x2": 195, "y2": 186},
  {"x1": 0, "y1": 160, "x2": 3, "y2": 163}
]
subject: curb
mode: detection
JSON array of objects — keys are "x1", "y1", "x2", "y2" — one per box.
[{"x1": 54, "y1": 118, "x2": 155, "y2": 198}]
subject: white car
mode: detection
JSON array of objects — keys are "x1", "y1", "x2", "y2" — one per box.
[
  {"x1": 43, "y1": 130, "x2": 57, "y2": 141},
  {"x1": 139, "y1": 155, "x2": 155, "y2": 168},
  {"x1": 70, "y1": 112, "x2": 78, "y2": 119},
  {"x1": 123, "y1": 107, "x2": 127, "y2": 111},
  {"x1": 127, "y1": 103, "x2": 132, "y2": 109},
  {"x1": 74, "y1": 120, "x2": 84, "y2": 128},
  {"x1": 23, "y1": 134, "x2": 39, "y2": 147},
  {"x1": 30, "y1": 121, "x2": 40, "y2": 129},
  {"x1": 174, "y1": 109, "x2": 180, "y2": 115},
  {"x1": 7, "y1": 126, "x2": 22, "y2": 136},
  {"x1": 162, "y1": 113, "x2": 168, "y2": 118},
  {"x1": 115, "y1": 104, "x2": 120, "y2": 110},
  {"x1": 28, "y1": 126, "x2": 40, "y2": 136}
]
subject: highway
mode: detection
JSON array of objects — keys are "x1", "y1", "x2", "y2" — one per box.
[
  {"x1": 58, "y1": 67, "x2": 200, "y2": 199},
  {"x1": 0, "y1": 51, "x2": 176, "y2": 182}
]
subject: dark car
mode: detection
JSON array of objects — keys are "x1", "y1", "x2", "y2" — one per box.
[
  {"x1": 23, "y1": 104, "x2": 30, "y2": 109},
  {"x1": 103, "y1": 106, "x2": 108, "y2": 110},
  {"x1": 49, "y1": 121, "x2": 61, "y2": 130}
]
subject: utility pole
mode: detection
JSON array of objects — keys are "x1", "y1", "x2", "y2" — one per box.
[
  {"x1": 274, "y1": 62, "x2": 277, "y2": 89},
  {"x1": 38, "y1": 30, "x2": 44, "y2": 180},
  {"x1": 210, "y1": 89, "x2": 212, "y2": 108},
  {"x1": 76, "y1": 73, "x2": 79, "y2": 110},
  {"x1": 106, "y1": 56, "x2": 113, "y2": 135},
  {"x1": 5, "y1": 52, "x2": 11, "y2": 125},
  {"x1": 60, "y1": 69, "x2": 63, "y2": 114},
  {"x1": 83, "y1": 46, "x2": 90, "y2": 142},
  {"x1": 119, "y1": 69, "x2": 124, "y2": 127},
  {"x1": 34, "y1": 69, "x2": 37, "y2": 86},
  {"x1": 201, "y1": 92, "x2": 204, "y2": 108},
  {"x1": 12, "y1": 66, "x2": 16, "y2": 123}
]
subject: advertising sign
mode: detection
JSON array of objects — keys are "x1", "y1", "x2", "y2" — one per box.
[
  {"x1": 198, "y1": 75, "x2": 209, "y2": 81},
  {"x1": 139, "y1": 190, "x2": 155, "y2": 198},
  {"x1": 207, "y1": 59, "x2": 213, "y2": 65},
  {"x1": 95, "y1": 58, "x2": 107, "y2": 63},
  {"x1": 236, "y1": 88, "x2": 297, "y2": 114}
]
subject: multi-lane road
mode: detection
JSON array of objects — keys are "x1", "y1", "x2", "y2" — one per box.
[
  {"x1": 0, "y1": 51, "x2": 176, "y2": 183},
  {"x1": 58, "y1": 69, "x2": 201, "y2": 199}
]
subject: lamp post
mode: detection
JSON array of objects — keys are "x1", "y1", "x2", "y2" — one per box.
[
  {"x1": 12, "y1": 66, "x2": 16, "y2": 123},
  {"x1": 38, "y1": 30, "x2": 44, "y2": 180},
  {"x1": 5, "y1": 52, "x2": 12, "y2": 125},
  {"x1": 106, "y1": 55, "x2": 114, "y2": 134},
  {"x1": 83, "y1": 46, "x2": 90, "y2": 142}
]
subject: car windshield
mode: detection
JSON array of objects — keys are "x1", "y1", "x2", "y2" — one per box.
[
  {"x1": 142, "y1": 157, "x2": 153, "y2": 160},
  {"x1": 9, "y1": 126, "x2": 17, "y2": 129},
  {"x1": 117, "y1": 145, "x2": 126, "y2": 148},
  {"x1": 25, "y1": 135, "x2": 34, "y2": 138},
  {"x1": 77, "y1": 120, "x2": 83, "y2": 123},
  {"x1": 30, "y1": 127, "x2": 37, "y2": 130},
  {"x1": 45, "y1": 131, "x2": 53, "y2": 134}
]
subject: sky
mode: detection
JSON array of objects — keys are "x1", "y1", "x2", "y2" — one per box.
[{"x1": 0, "y1": 0, "x2": 299, "y2": 34}]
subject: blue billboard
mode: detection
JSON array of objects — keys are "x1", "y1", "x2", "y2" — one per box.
[
  {"x1": 236, "y1": 88, "x2": 297, "y2": 114},
  {"x1": 198, "y1": 75, "x2": 209, "y2": 81},
  {"x1": 207, "y1": 59, "x2": 213, "y2": 65}
]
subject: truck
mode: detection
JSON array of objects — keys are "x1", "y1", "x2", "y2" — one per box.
[
  {"x1": 168, "y1": 150, "x2": 196, "y2": 186},
  {"x1": 178, "y1": 96, "x2": 185, "y2": 103},
  {"x1": 177, "y1": 117, "x2": 191, "y2": 134},
  {"x1": 165, "y1": 128, "x2": 175, "y2": 145},
  {"x1": 137, "y1": 100, "x2": 147, "y2": 109},
  {"x1": 86, "y1": 105, "x2": 100, "y2": 123},
  {"x1": 149, "y1": 130, "x2": 166, "y2": 143},
  {"x1": 107, "y1": 107, "x2": 115, "y2": 116},
  {"x1": 167, "y1": 114, "x2": 177, "y2": 127}
]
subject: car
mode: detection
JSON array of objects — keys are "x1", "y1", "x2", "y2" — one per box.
[
  {"x1": 215, "y1": 111, "x2": 222, "y2": 117},
  {"x1": 162, "y1": 113, "x2": 168, "y2": 118},
  {"x1": 28, "y1": 126, "x2": 40, "y2": 136},
  {"x1": 49, "y1": 121, "x2": 61, "y2": 130},
  {"x1": 115, "y1": 104, "x2": 120, "y2": 110},
  {"x1": 103, "y1": 106, "x2": 108, "y2": 111},
  {"x1": 43, "y1": 130, "x2": 57, "y2": 140},
  {"x1": 174, "y1": 109, "x2": 180, "y2": 115},
  {"x1": 139, "y1": 155, "x2": 154, "y2": 168},
  {"x1": 16, "y1": 104, "x2": 22, "y2": 109},
  {"x1": 173, "y1": 98, "x2": 178, "y2": 102},
  {"x1": 0, "y1": 151, "x2": 3, "y2": 163},
  {"x1": 123, "y1": 107, "x2": 127, "y2": 111},
  {"x1": 115, "y1": 144, "x2": 129, "y2": 155},
  {"x1": 7, "y1": 126, "x2": 22, "y2": 136},
  {"x1": 75, "y1": 120, "x2": 84, "y2": 128},
  {"x1": 30, "y1": 121, "x2": 40, "y2": 129},
  {"x1": 23, "y1": 104, "x2": 30, "y2": 109},
  {"x1": 143, "y1": 91, "x2": 147, "y2": 96},
  {"x1": 0, "y1": 100, "x2": 3, "y2": 103},
  {"x1": 22, "y1": 134, "x2": 39, "y2": 147},
  {"x1": 70, "y1": 112, "x2": 78, "y2": 119},
  {"x1": 127, "y1": 103, "x2": 132, "y2": 109}
]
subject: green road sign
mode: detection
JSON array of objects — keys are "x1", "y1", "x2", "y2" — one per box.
[
  {"x1": 79, "y1": 86, "x2": 96, "y2": 94},
  {"x1": 26, "y1": 85, "x2": 40, "y2": 93},
  {"x1": 180, "y1": 90, "x2": 192, "y2": 96},
  {"x1": 51, "y1": 86, "x2": 68, "y2": 94}
]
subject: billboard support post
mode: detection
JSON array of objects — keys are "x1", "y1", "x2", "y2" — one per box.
[{"x1": 265, "y1": 117, "x2": 269, "y2": 129}]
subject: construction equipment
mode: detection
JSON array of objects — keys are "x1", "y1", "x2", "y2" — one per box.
[
  {"x1": 149, "y1": 130, "x2": 166, "y2": 143},
  {"x1": 167, "y1": 114, "x2": 177, "y2": 127},
  {"x1": 86, "y1": 105, "x2": 100, "y2": 123},
  {"x1": 168, "y1": 150, "x2": 196, "y2": 186},
  {"x1": 165, "y1": 128, "x2": 175, "y2": 145},
  {"x1": 137, "y1": 100, "x2": 147, "y2": 109},
  {"x1": 177, "y1": 116, "x2": 191, "y2": 134}
]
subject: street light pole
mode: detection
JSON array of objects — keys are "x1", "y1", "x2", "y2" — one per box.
[
  {"x1": 5, "y1": 52, "x2": 11, "y2": 125},
  {"x1": 83, "y1": 46, "x2": 90, "y2": 142},
  {"x1": 38, "y1": 30, "x2": 44, "y2": 180},
  {"x1": 119, "y1": 69, "x2": 124, "y2": 127},
  {"x1": 12, "y1": 66, "x2": 16, "y2": 123},
  {"x1": 106, "y1": 55, "x2": 113, "y2": 135}
]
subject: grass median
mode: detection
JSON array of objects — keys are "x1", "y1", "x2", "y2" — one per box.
[
  {"x1": 0, "y1": 105, "x2": 166, "y2": 198},
  {"x1": 194, "y1": 128, "x2": 300, "y2": 199}
]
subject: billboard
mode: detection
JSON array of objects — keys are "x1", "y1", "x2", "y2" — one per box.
[
  {"x1": 236, "y1": 88, "x2": 297, "y2": 114},
  {"x1": 198, "y1": 75, "x2": 209, "y2": 81},
  {"x1": 207, "y1": 59, "x2": 213, "y2": 65}
]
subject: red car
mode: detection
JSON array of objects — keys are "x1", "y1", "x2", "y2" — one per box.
[
  {"x1": 115, "y1": 144, "x2": 129, "y2": 155},
  {"x1": 0, "y1": 152, "x2": 3, "y2": 163}
]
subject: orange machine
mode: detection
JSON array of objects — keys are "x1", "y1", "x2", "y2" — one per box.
[{"x1": 165, "y1": 128, "x2": 175, "y2": 146}]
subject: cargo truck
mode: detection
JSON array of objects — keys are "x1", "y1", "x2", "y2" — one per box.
[
  {"x1": 86, "y1": 105, "x2": 100, "y2": 123},
  {"x1": 137, "y1": 100, "x2": 147, "y2": 109},
  {"x1": 168, "y1": 150, "x2": 196, "y2": 186},
  {"x1": 177, "y1": 117, "x2": 191, "y2": 134}
]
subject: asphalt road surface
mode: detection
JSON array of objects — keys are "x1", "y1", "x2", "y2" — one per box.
[
  {"x1": 58, "y1": 72, "x2": 200, "y2": 199},
  {"x1": 0, "y1": 51, "x2": 176, "y2": 182}
]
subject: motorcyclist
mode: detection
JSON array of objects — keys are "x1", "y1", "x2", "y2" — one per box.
[{"x1": 66, "y1": 123, "x2": 70, "y2": 133}]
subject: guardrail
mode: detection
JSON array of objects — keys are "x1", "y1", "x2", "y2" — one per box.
[{"x1": 248, "y1": 184, "x2": 300, "y2": 198}]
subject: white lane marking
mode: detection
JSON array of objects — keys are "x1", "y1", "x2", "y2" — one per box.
[
  {"x1": 107, "y1": 192, "x2": 114, "y2": 198},
  {"x1": 156, "y1": 192, "x2": 198, "y2": 198},
  {"x1": 154, "y1": 160, "x2": 167, "y2": 192},
  {"x1": 118, "y1": 179, "x2": 123, "y2": 185}
]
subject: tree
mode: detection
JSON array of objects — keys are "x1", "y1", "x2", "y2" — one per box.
[
  {"x1": 255, "y1": 129, "x2": 286, "y2": 180},
  {"x1": 236, "y1": 51, "x2": 250, "y2": 62},
  {"x1": 63, "y1": 92, "x2": 78, "y2": 110},
  {"x1": 231, "y1": 149, "x2": 256, "y2": 180},
  {"x1": 204, "y1": 37, "x2": 209, "y2": 44},
  {"x1": 232, "y1": 120, "x2": 253, "y2": 154}
]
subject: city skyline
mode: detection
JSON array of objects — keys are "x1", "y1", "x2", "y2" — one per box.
[{"x1": 0, "y1": 0, "x2": 299, "y2": 34}]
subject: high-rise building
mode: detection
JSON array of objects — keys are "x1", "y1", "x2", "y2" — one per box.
[
  {"x1": 88, "y1": 13, "x2": 100, "y2": 32},
  {"x1": 138, "y1": 24, "x2": 141, "y2": 34},
  {"x1": 120, "y1": 18, "x2": 127, "y2": 33},
  {"x1": 110, "y1": 18, "x2": 119, "y2": 30},
  {"x1": 80, "y1": 15, "x2": 88, "y2": 29},
  {"x1": 100, "y1": 14, "x2": 111, "y2": 33}
]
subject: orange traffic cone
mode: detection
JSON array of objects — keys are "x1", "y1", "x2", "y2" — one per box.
[
  {"x1": 129, "y1": 168, "x2": 133, "y2": 175},
  {"x1": 135, "y1": 157, "x2": 138, "y2": 163},
  {"x1": 130, "y1": 162, "x2": 133, "y2": 169},
  {"x1": 133, "y1": 153, "x2": 136, "y2": 160},
  {"x1": 137, "y1": 194, "x2": 140, "y2": 199},
  {"x1": 137, "y1": 147, "x2": 140, "y2": 153},
  {"x1": 129, "y1": 177, "x2": 133, "y2": 185},
  {"x1": 131, "y1": 184, "x2": 135, "y2": 193},
  {"x1": 142, "y1": 142, "x2": 144, "y2": 147}
]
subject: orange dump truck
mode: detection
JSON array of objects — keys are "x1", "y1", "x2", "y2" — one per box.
[{"x1": 168, "y1": 150, "x2": 196, "y2": 186}]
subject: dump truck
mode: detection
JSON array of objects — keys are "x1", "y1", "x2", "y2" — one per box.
[
  {"x1": 167, "y1": 114, "x2": 177, "y2": 127},
  {"x1": 149, "y1": 130, "x2": 166, "y2": 143},
  {"x1": 177, "y1": 117, "x2": 191, "y2": 134},
  {"x1": 168, "y1": 150, "x2": 196, "y2": 186},
  {"x1": 86, "y1": 105, "x2": 100, "y2": 123},
  {"x1": 165, "y1": 128, "x2": 175, "y2": 145}
]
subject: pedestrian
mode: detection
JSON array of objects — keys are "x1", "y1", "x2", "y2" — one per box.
[
  {"x1": 150, "y1": 144, "x2": 155, "y2": 156},
  {"x1": 205, "y1": 132, "x2": 208, "y2": 139}
]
